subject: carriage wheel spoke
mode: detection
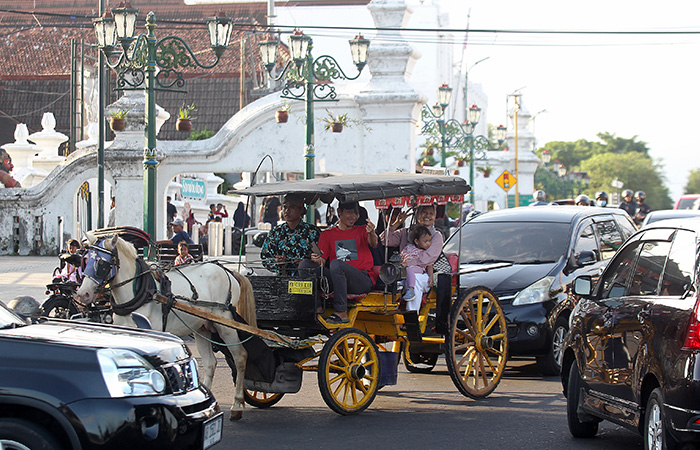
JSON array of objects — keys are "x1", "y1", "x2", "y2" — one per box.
[
  {"x1": 476, "y1": 293, "x2": 483, "y2": 332},
  {"x1": 482, "y1": 314, "x2": 500, "y2": 335}
]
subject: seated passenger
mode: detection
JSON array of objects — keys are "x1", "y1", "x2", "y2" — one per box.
[
  {"x1": 260, "y1": 193, "x2": 321, "y2": 275},
  {"x1": 174, "y1": 241, "x2": 195, "y2": 265},
  {"x1": 299, "y1": 201, "x2": 379, "y2": 324},
  {"x1": 401, "y1": 225, "x2": 435, "y2": 312},
  {"x1": 381, "y1": 204, "x2": 443, "y2": 272},
  {"x1": 60, "y1": 239, "x2": 82, "y2": 283},
  {"x1": 158, "y1": 218, "x2": 194, "y2": 246}
]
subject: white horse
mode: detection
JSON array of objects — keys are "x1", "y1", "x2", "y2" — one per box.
[{"x1": 76, "y1": 233, "x2": 257, "y2": 421}]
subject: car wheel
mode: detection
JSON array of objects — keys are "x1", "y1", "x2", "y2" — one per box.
[
  {"x1": 0, "y1": 418, "x2": 61, "y2": 450},
  {"x1": 645, "y1": 388, "x2": 678, "y2": 450},
  {"x1": 537, "y1": 316, "x2": 568, "y2": 376},
  {"x1": 566, "y1": 360, "x2": 599, "y2": 438}
]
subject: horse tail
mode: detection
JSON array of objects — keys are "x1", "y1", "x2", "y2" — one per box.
[{"x1": 233, "y1": 272, "x2": 257, "y2": 328}]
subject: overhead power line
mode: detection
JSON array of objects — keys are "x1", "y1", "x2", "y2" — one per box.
[{"x1": 2, "y1": 7, "x2": 700, "y2": 36}]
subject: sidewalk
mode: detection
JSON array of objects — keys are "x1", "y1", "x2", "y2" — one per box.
[
  {"x1": 0, "y1": 256, "x2": 57, "y2": 304},
  {"x1": 0, "y1": 255, "x2": 256, "y2": 305}
]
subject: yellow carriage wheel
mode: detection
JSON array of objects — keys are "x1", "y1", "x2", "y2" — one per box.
[
  {"x1": 318, "y1": 328, "x2": 380, "y2": 415},
  {"x1": 243, "y1": 390, "x2": 285, "y2": 409},
  {"x1": 445, "y1": 286, "x2": 508, "y2": 399}
]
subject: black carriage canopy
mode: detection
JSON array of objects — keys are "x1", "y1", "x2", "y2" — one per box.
[{"x1": 237, "y1": 173, "x2": 471, "y2": 204}]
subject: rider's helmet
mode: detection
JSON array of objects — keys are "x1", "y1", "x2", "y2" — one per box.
[
  {"x1": 575, "y1": 194, "x2": 591, "y2": 206},
  {"x1": 635, "y1": 191, "x2": 647, "y2": 202},
  {"x1": 574, "y1": 194, "x2": 591, "y2": 206},
  {"x1": 622, "y1": 189, "x2": 634, "y2": 199},
  {"x1": 595, "y1": 191, "x2": 608, "y2": 207},
  {"x1": 533, "y1": 190, "x2": 546, "y2": 202}
]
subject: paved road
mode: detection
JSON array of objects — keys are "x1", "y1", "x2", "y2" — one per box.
[
  {"x1": 207, "y1": 355, "x2": 643, "y2": 450},
  {"x1": 0, "y1": 255, "x2": 644, "y2": 449}
]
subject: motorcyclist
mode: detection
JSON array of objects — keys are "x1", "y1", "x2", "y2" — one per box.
[
  {"x1": 530, "y1": 190, "x2": 548, "y2": 206},
  {"x1": 618, "y1": 189, "x2": 636, "y2": 218},
  {"x1": 634, "y1": 191, "x2": 652, "y2": 226},
  {"x1": 575, "y1": 194, "x2": 591, "y2": 206},
  {"x1": 595, "y1": 191, "x2": 609, "y2": 207}
]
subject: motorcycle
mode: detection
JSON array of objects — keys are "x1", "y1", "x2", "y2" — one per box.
[{"x1": 41, "y1": 252, "x2": 113, "y2": 324}]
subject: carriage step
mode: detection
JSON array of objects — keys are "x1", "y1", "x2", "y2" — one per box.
[{"x1": 401, "y1": 310, "x2": 422, "y2": 343}]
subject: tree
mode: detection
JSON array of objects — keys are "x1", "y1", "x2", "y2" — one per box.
[
  {"x1": 580, "y1": 152, "x2": 672, "y2": 210},
  {"x1": 684, "y1": 169, "x2": 700, "y2": 194},
  {"x1": 536, "y1": 132, "x2": 651, "y2": 170}
]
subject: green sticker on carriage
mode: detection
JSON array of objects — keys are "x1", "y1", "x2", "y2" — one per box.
[{"x1": 288, "y1": 280, "x2": 313, "y2": 295}]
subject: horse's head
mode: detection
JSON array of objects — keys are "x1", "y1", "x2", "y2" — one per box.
[{"x1": 76, "y1": 235, "x2": 120, "y2": 304}]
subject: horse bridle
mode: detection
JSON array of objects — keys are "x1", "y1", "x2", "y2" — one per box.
[{"x1": 83, "y1": 239, "x2": 119, "y2": 289}]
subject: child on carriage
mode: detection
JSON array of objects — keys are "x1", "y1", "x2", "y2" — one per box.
[
  {"x1": 175, "y1": 241, "x2": 195, "y2": 265},
  {"x1": 58, "y1": 239, "x2": 83, "y2": 283},
  {"x1": 401, "y1": 225, "x2": 434, "y2": 311}
]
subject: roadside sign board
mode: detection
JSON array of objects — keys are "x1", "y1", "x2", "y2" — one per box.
[
  {"x1": 181, "y1": 178, "x2": 206, "y2": 200},
  {"x1": 495, "y1": 170, "x2": 516, "y2": 192}
]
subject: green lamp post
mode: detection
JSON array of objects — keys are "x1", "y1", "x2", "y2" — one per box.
[
  {"x1": 257, "y1": 29, "x2": 369, "y2": 222},
  {"x1": 93, "y1": 3, "x2": 233, "y2": 240},
  {"x1": 421, "y1": 89, "x2": 506, "y2": 203}
]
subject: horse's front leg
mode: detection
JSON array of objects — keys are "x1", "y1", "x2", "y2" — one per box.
[
  {"x1": 217, "y1": 327, "x2": 248, "y2": 421},
  {"x1": 194, "y1": 331, "x2": 217, "y2": 389}
]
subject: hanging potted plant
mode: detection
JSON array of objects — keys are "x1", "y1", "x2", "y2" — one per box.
[
  {"x1": 109, "y1": 109, "x2": 129, "y2": 132},
  {"x1": 176, "y1": 103, "x2": 196, "y2": 132},
  {"x1": 478, "y1": 165, "x2": 493, "y2": 178},
  {"x1": 456, "y1": 155, "x2": 467, "y2": 167},
  {"x1": 322, "y1": 111, "x2": 349, "y2": 133},
  {"x1": 275, "y1": 103, "x2": 291, "y2": 123}
]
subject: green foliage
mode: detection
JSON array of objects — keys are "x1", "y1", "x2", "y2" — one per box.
[
  {"x1": 684, "y1": 169, "x2": 700, "y2": 195},
  {"x1": 536, "y1": 132, "x2": 650, "y2": 170},
  {"x1": 534, "y1": 132, "x2": 671, "y2": 209},
  {"x1": 179, "y1": 103, "x2": 196, "y2": 120},
  {"x1": 579, "y1": 152, "x2": 672, "y2": 210},
  {"x1": 110, "y1": 109, "x2": 129, "y2": 119},
  {"x1": 321, "y1": 109, "x2": 367, "y2": 131},
  {"x1": 186, "y1": 127, "x2": 215, "y2": 141}
]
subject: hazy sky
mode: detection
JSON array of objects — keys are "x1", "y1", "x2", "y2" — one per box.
[
  {"x1": 439, "y1": 0, "x2": 700, "y2": 200},
  {"x1": 187, "y1": 0, "x2": 699, "y2": 200}
]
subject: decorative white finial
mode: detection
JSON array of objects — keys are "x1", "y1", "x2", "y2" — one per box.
[
  {"x1": 14, "y1": 124, "x2": 29, "y2": 143},
  {"x1": 41, "y1": 112, "x2": 57, "y2": 131}
]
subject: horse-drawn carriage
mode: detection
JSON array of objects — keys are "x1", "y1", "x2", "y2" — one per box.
[{"x1": 75, "y1": 173, "x2": 509, "y2": 417}]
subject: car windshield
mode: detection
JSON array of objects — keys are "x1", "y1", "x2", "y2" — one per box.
[
  {"x1": 444, "y1": 221, "x2": 570, "y2": 264},
  {"x1": 0, "y1": 302, "x2": 27, "y2": 329}
]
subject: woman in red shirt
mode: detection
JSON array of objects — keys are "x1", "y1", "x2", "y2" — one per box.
[{"x1": 300, "y1": 201, "x2": 378, "y2": 323}]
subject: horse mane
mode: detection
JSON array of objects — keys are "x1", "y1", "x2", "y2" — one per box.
[{"x1": 111, "y1": 235, "x2": 138, "y2": 260}]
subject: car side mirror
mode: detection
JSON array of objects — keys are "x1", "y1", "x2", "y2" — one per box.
[
  {"x1": 576, "y1": 250, "x2": 597, "y2": 267},
  {"x1": 573, "y1": 276, "x2": 593, "y2": 297}
]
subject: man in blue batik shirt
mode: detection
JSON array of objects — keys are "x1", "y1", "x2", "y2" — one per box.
[{"x1": 260, "y1": 194, "x2": 320, "y2": 275}]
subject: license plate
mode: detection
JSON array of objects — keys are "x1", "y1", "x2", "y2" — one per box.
[
  {"x1": 202, "y1": 412, "x2": 223, "y2": 449},
  {"x1": 288, "y1": 280, "x2": 313, "y2": 295}
]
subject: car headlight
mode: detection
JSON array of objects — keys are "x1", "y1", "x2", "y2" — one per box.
[
  {"x1": 98, "y1": 349, "x2": 167, "y2": 397},
  {"x1": 512, "y1": 276, "x2": 555, "y2": 306}
]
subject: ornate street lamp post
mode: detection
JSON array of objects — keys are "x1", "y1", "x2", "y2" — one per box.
[
  {"x1": 257, "y1": 29, "x2": 369, "y2": 182},
  {"x1": 420, "y1": 84, "x2": 452, "y2": 168},
  {"x1": 93, "y1": 3, "x2": 233, "y2": 240},
  {"x1": 421, "y1": 90, "x2": 506, "y2": 203}
]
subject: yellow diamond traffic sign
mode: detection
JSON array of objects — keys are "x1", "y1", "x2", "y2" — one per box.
[{"x1": 495, "y1": 170, "x2": 517, "y2": 192}]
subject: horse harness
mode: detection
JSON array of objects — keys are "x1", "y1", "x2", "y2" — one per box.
[{"x1": 87, "y1": 238, "x2": 236, "y2": 331}]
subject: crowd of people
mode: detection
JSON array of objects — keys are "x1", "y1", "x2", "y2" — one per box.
[{"x1": 532, "y1": 189, "x2": 652, "y2": 226}]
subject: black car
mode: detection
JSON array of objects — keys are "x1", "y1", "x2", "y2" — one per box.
[
  {"x1": 561, "y1": 218, "x2": 700, "y2": 449},
  {"x1": 442, "y1": 206, "x2": 636, "y2": 375},
  {"x1": 0, "y1": 302, "x2": 222, "y2": 449}
]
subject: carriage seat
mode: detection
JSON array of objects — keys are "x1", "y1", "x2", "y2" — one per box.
[
  {"x1": 319, "y1": 266, "x2": 381, "y2": 306},
  {"x1": 157, "y1": 244, "x2": 204, "y2": 263}
]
